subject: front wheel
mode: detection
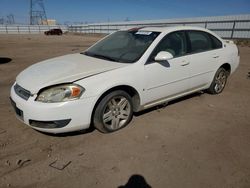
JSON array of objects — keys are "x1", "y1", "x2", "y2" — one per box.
[
  {"x1": 93, "y1": 90, "x2": 133, "y2": 133},
  {"x1": 207, "y1": 67, "x2": 228, "y2": 94}
]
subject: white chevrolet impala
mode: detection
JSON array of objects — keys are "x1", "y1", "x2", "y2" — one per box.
[{"x1": 10, "y1": 26, "x2": 239, "y2": 134}]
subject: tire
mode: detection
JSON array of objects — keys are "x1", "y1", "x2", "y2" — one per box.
[
  {"x1": 93, "y1": 90, "x2": 133, "y2": 133},
  {"x1": 207, "y1": 67, "x2": 228, "y2": 94}
]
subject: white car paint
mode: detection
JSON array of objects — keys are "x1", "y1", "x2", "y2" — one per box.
[
  {"x1": 10, "y1": 26, "x2": 239, "y2": 133},
  {"x1": 144, "y1": 55, "x2": 190, "y2": 105},
  {"x1": 17, "y1": 53, "x2": 128, "y2": 94}
]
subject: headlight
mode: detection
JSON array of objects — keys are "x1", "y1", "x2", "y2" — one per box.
[{"x1": 36, "y1": 84, "x2": 85, "y2": 103}]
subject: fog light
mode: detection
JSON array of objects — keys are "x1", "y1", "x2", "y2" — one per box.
[{"x1": 29, "y1": 119, "x2": 71, "y2": 129}]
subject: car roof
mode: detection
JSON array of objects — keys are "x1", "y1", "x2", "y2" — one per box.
[
  {"x1": 139, "y1": 26, "x2": 210, "y2": 33},
  {"x1": 120, "y1": 26, "x2": 222, "y2": 41},
  {"x1": 131, "y1": 26, "x2": 222, "y2": 40}
]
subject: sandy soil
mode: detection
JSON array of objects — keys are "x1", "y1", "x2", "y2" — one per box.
[{"x1": 0, "y1": 34, "x2": 250, "y2": 188}]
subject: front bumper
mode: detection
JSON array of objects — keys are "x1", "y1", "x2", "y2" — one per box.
[{"x1": 10, "y1": 84, "x2": 97, "y2": 134}]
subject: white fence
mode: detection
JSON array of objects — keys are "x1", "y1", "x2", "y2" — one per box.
[
  {"x1": 69, "y1": 14, "x2": 250, "y2": 39},
  {"x1": 0, "y1": 25, "x2": 67, "y2": 34},
  {"x1": 1, "y1": 15, "x2": 250, "y2": 39}
]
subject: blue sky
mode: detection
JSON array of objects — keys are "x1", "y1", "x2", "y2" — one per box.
[{"x1": 0, "y1": 0, "x2": 250, "y2": 24}]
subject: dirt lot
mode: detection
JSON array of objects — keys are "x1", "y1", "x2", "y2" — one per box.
[{"x1": 0, "y1": 34, "x2": 250, "y2": 188}]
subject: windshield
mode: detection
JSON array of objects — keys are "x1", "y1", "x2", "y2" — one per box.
[{"x1": 84, "y1": 30, "x2": 160, "y2": 63}]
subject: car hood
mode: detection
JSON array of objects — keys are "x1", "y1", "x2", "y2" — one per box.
[{"x1": 16, "y1": 53, "x2": 128, "y2": 94}]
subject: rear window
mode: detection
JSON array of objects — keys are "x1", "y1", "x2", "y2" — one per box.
[
  {"x1": 209, "y1": 34, "x2": 222, "y2": 49},
  {"x1": 188, "y1": 31, "x2": 213, "y2": 53}
]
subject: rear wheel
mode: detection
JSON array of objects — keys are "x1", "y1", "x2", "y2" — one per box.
[
  {"x1": 93, "y1": 90, "x2": 133, "y2": 133},
  {"x1": 207, "y1": 67, "x2": 228, "y2": 94}
]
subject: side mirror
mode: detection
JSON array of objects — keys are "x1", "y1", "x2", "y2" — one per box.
[{"x1": 154, "y1": 51, "x2": 173, "y2": 62}]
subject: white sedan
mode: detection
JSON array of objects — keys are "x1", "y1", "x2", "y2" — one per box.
[{"x1": 10, "y1": 26, "x2": 239, "y2": 134}]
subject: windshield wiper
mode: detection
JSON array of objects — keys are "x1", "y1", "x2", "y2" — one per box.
[{"x1": 83, "y1": 52, "x2": 118, "y2": 62}]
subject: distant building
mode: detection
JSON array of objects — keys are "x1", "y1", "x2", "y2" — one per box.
[{"x1": 41, "y1": 19, "x2": 56, "y2": 25}]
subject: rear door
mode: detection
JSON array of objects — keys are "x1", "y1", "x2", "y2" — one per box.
[{"x1": 187, "y1": 30, "x2": 223, "y2": 89}]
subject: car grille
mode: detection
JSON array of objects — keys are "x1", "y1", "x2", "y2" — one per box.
[{"x1": 14, "y1": 84, "x2": 31, "y2": 100}]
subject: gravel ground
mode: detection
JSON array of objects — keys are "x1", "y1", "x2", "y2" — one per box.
[{"x1": 0, "y1": 34, "x2": 250, "y2": 188}]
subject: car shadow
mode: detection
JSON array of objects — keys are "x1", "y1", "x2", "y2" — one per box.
[
  {"x1": 134, "y1": 91, "x2": 204, "y2": 117},
  {"x1": 159, "y1": 60, "x2": 170, "y2": 68},
  {"x1": 0, "y1": 57, "x2": 12, "y2": 64},
  {"x1": 118, "y1": 174, "x2": 152, "y2": 188}
]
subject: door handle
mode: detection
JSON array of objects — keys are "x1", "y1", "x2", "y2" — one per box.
[
  {"x1": 213, "y1": 55, "x2": 219, "y2": 58},
  {"x1": 181, "y1": 62, "x2": 190, "y2": 66}
]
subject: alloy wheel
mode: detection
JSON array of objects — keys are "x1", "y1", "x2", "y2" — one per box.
[
  {"x1": 214, "y1": 71, "x2": 227, "y2": 93},
  {"x1": 102, "y1": 96, "x2": 131, "y2": 130}
]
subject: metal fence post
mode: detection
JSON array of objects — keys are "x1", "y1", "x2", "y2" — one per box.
[
  {"x1": 231, "y1": 20, "x2": 236, "y2": 39},
  {"x1": 5, "y1": 25, "x2": 8, "y2": 34}
]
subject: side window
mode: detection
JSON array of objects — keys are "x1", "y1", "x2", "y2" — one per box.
[
  {"x1": 151, "y1": 31, "x2": 187, "y2": 59},
  {"x1": 188, "y1": 31, "x2": 213, "y2": 53},
  {"x1": 209, "y1": 34, "x2": 222, "y2": 49}
]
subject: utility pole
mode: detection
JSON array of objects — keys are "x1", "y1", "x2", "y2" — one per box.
[
  {"x1": 30, "y1": 0, "x2": 48, "y2": 25},
  {"x1": 7, "y1": 14, "x2": 15, "y2": 24},
  {"x1": 0, "y1": 17, "x2": 4, "y2": 25}
]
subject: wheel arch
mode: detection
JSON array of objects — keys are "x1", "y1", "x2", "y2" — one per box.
[
  {"x1": 90, "y1": 85, "x2": 141, "y2": 125},
  {"x1": 220, "y1": 63, "x2": 231, "y2": 75}
]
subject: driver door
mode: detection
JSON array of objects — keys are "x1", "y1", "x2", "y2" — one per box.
[{"x1": 144, "y1": 31, "x2": 190, "y2": 105}]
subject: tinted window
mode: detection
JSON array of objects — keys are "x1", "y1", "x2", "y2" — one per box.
[
  {"x1": 209, "y1": 34, "x2": 222, "y2": 49},
  {"x1": 188, "y1": 31, "x2": 213, "y2": 53},
  {"x1": 151, "y1": 31, "x2": 187, "y2": 59}
]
